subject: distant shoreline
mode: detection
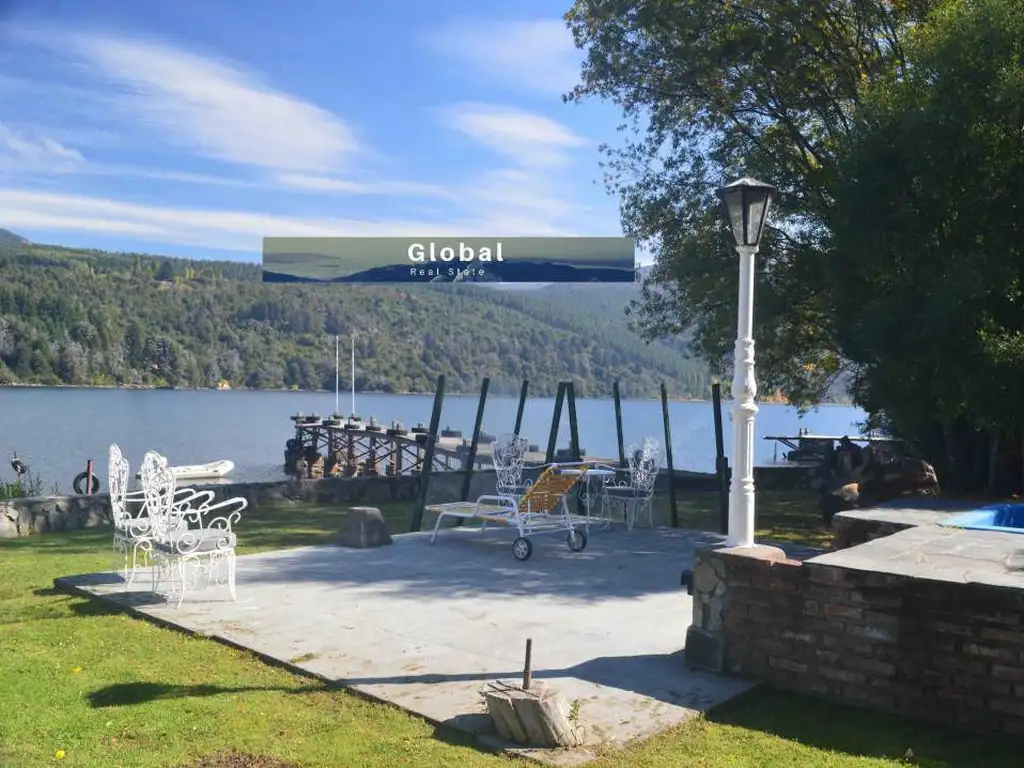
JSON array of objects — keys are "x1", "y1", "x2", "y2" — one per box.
[{"x1": 0, "y1": 382, "x2": 854, "y2": 406}]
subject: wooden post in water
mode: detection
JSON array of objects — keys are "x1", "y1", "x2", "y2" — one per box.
[
  {"x1": 461, "y1": 377, "x2": 490, "y2": 502},
  {"x1": 545, "y1": 382, "x2": 567, "y2": 464},
  {"x1": 523, "y1": 637, "x2": 533, "y2": 691},
  {"x1": 566, "y1": 382, "x2": 581, "y2": 461},
  {"x1": 514, "y1": 380, "x2": 529, "y2": 436},
  {"x1": 660, "y1": 383, "x2": 679, "y2": 528},
  {"x1": 566, "y1": 382, "x2": 585, "y2": 515},
  {"x1": 86, "y1": 460, "x2": 95, "y2": 495},
  {"x1": 613, "y1": 381, "x2": 626, "y2": 468},
  {"x1": 711, "y1": 382, "x2": 730, "y2": 535},
  {"x1": 409, "y1": 375, "x2": 446, "y2": 533}
]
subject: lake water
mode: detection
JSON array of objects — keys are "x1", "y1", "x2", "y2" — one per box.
[{"x1": 0, "y1": 387, "x2": 866, "y2": 493}]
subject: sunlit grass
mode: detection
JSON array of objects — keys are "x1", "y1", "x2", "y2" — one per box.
[{"x1": 0, "y1": 497, "x2": 1018, "y2": 766}]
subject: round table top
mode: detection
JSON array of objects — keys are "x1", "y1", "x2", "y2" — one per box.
[{"x1": 557, "y1": 467, "x2": 616, "y2": 477}]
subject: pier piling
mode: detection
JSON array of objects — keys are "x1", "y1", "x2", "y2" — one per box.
[
  {"x1": 660, "y1": 382, "x2": 679, "y2": 528},
  {"x1": 566, "y1": 382, "x2": 581, "y2": 462},
  {"x1": 409, "y1": 375, "x2": 446, "y2": 533},
  {"x1": 711, "y1": 382, "x2": 729, "y2": 535},
  {"x1": 545, "y1": 382, "x2": 567, "y2": 465},
  {"x1": 460, "y1": 377, "x2": 490, "y2": 502},
  {"x1": 514, "y1": 380, "x2": 529, "y2": 436},
  {"x1": 613, "y1": 381, "x2": 626, "y2": 468}
]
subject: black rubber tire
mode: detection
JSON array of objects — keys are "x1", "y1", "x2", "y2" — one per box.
[
  {"x1": 286, "y1": 438, "x2": 301, "y2": 452},
  {"x1": 512, "y1": 537, "x2": 533, "y2": 561},
  {"x1": 567, "y1": 529, "x2": 587, "y2": 552},
  {"x1": 73, "y1": 471, "x2": 100, "y2": 495}
]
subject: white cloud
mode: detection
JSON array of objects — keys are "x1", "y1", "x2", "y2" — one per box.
[
  {"x1": 443, "y1": 103, "x2": 586, "y2": 167},
  {"x1": 45, "y1": 31, "x2": 360, "y2": 173},
  {"x1": 428, "y1": 19, "x2": 581, "y2": 95},
  {"x1": 463, "y1": 168, "x2": 582, "y2": 220},
  {"x1": 0, "y1": 188, "x2": 588, "y2": 253},
  {"x1": 276, "y1": 173, "x2": 457, "y2": 200},
  {"x1": 0, "y1": 124, "x2": 85, "y2": 171}
]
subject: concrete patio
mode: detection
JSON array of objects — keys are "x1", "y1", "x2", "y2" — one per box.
[{"x1": 56, "y1": 525, "x2": 820, "y2": 765}]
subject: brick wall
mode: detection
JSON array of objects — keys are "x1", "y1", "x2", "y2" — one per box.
[{"x1": 690, "y1": 546, "x2": 1024, "y2": 737}]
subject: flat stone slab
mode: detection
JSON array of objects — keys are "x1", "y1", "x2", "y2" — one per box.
[
  {"x1": 834, "y1": 498, "x2": 982, "y2": 529},
  {"x1": 56, "y1": 526, "x2": 782, "y2": 765},
  {"x1": 810, "y1": 524, "x2": 1024, "y2": 588}
]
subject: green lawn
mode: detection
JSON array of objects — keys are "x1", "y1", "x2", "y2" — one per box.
[{"x1": 0, "y1": 495, "x2": 1019, "y2": 767}]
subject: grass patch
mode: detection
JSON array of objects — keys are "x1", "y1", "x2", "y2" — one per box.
[
  {"x1": 0, "y1": 497, "x2": 1019, "y2": 766},
  {"x1": 653, "y1": 489, "x2": 833, "y2": 549}
]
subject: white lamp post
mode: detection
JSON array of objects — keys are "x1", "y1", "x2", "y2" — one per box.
[{"x1": 716, "y1": 177, "x2": 777, "y2": 548}]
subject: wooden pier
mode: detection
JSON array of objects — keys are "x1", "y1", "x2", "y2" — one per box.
[{"x1": 283, "y1": 413, "x2": 604, "y2": 479}]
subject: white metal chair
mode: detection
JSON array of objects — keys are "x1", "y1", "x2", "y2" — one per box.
[
  {"x1": 492, "y1": 433, "x2": 531, "y2": 498},
  {"x1": 108, "y1": 444, "x2": 210, "y2": 587},
  {"x1": 601, "y1": 438, "x2": 660, "y2": 529},
  {"x1": 141, "y1": 450, "x2": 247, "y2": 607}
]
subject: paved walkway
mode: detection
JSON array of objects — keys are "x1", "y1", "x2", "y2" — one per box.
[{"x1": 57, "y1": 526, "x2": 774, "y2": 764}]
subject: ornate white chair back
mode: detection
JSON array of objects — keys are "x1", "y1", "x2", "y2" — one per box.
[
  {"x1": 140, "y1": 450, "x2": 176, "y2": 542},
  {"x1": 628, "y1": 438, "x2": 660, "y2": 495},
  {"x1": 493, "y1": 433, "x2": 529, "y2": 493},
  {"x1": 108, "y1": 444, "x2": 130, "y2": 526}
]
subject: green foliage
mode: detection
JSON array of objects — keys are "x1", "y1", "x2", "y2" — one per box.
[
  {"x1": 564, "y1": 0, "x2": 935, "y2": 406},
  {"x1": 824, "y1": 0, "x2": 1024, "y2": 486},
  {"x1": 0, "y1": 242, "x2": 712, "y2": 399},
  {"x1": 0, "y1": 469, "x2": 44, "y2": 500},
  {"x1": 567, "y1": 0, "x2": 1024, "y2": 488}
]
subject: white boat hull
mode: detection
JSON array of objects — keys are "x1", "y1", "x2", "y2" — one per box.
[{"x1": 168, "y1": 460, "x2": 235, "y2": 481}]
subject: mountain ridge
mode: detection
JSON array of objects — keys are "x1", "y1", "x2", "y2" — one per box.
[{"x1": 0, "y1": 239, "x2": 712, "y2": 399}]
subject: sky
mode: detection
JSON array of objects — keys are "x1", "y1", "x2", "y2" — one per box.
[{"x1": 0, "y1": 0, "x2": 645, "y2": 264}]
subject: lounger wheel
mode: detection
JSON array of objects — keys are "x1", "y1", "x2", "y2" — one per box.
[
  {"x1": 512, "y1": 537, "x2": 532, "y2": 561},
  {"x1": 567, "y1": 529, "x2": 587, "y2": 552}
]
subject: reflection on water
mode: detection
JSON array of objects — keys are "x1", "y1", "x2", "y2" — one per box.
[{"x1": 0, "y1": 387, "x2": 865, "y2": 493}]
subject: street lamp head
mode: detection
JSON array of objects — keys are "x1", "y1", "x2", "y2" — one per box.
[{"x1": 716, "y1": 177, "x2": 777, "y2": 249}]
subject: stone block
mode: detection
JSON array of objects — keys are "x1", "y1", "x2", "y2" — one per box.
[
  {"x1": 684, "y1": 626, "x2": 725, "y2": 673},
  {"x1": 336, "y1": 506, "x2": 393, "y2": 548}
]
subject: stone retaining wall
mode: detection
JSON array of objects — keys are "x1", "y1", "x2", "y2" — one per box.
[
  {"x1": 687, "y1": 545, "x2": 1024, "y2": 738},
  {"x1": 0, "y1": 470, "x2": 495, "y2": 538}
]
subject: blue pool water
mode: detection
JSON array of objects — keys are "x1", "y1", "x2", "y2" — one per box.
[{"x1": 943, "y1": 503, "x2": 1024, "y2": 533}]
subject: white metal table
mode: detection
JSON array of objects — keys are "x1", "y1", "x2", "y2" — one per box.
[{"x1": 557, "y1": 465, "x2": 619, "y2": 530}]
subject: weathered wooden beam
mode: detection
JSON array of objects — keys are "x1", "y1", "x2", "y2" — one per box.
[
  {"x1": 545, "y1": 382, "x2": 567, "y2": 464},
  {"x1": 514, "y1": 379, "x2": 529, "y2": 436},
  {"x1": 566, "y1": 382, "x2": 581, "y2": 461},
  {"x1": 613, "y1": 380, "x2": 626, "y2": 468},
  {"x1": 460, "y1": 377, "x2": 490, "y2": 502},
  {"x1": 711, "y1": 382, "x2": 729, "y2": 534},
  {"x1": 661, "y1": 382, "x2": 679, "y2": 528},
  {"x1": 409, "y1": 375, "x2": 445, "y2": 532}
]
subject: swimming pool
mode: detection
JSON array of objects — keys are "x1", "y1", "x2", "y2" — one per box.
[{"x1": 942, "y1": 503, "x2": 1024, "y2": 533}]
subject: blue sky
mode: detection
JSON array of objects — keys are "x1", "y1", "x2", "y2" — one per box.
[{"x1": 0, "y1": 0, "x2": 644, "y2": 263}]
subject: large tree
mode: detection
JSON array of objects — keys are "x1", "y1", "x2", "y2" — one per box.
[
  {"x1": 565, "y1": 0, "x2": 936, "y2": 405},
  {"x1": 825, "y1": 0, "x2": 1024, "y2": 490},
  {"x1": 566, "y1": 0, "x2": 1024, "y2": 490}
]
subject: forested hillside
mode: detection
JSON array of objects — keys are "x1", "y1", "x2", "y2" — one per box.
[{"x1": 0, "y1": 241, "x2": 713, "y2": 398}]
